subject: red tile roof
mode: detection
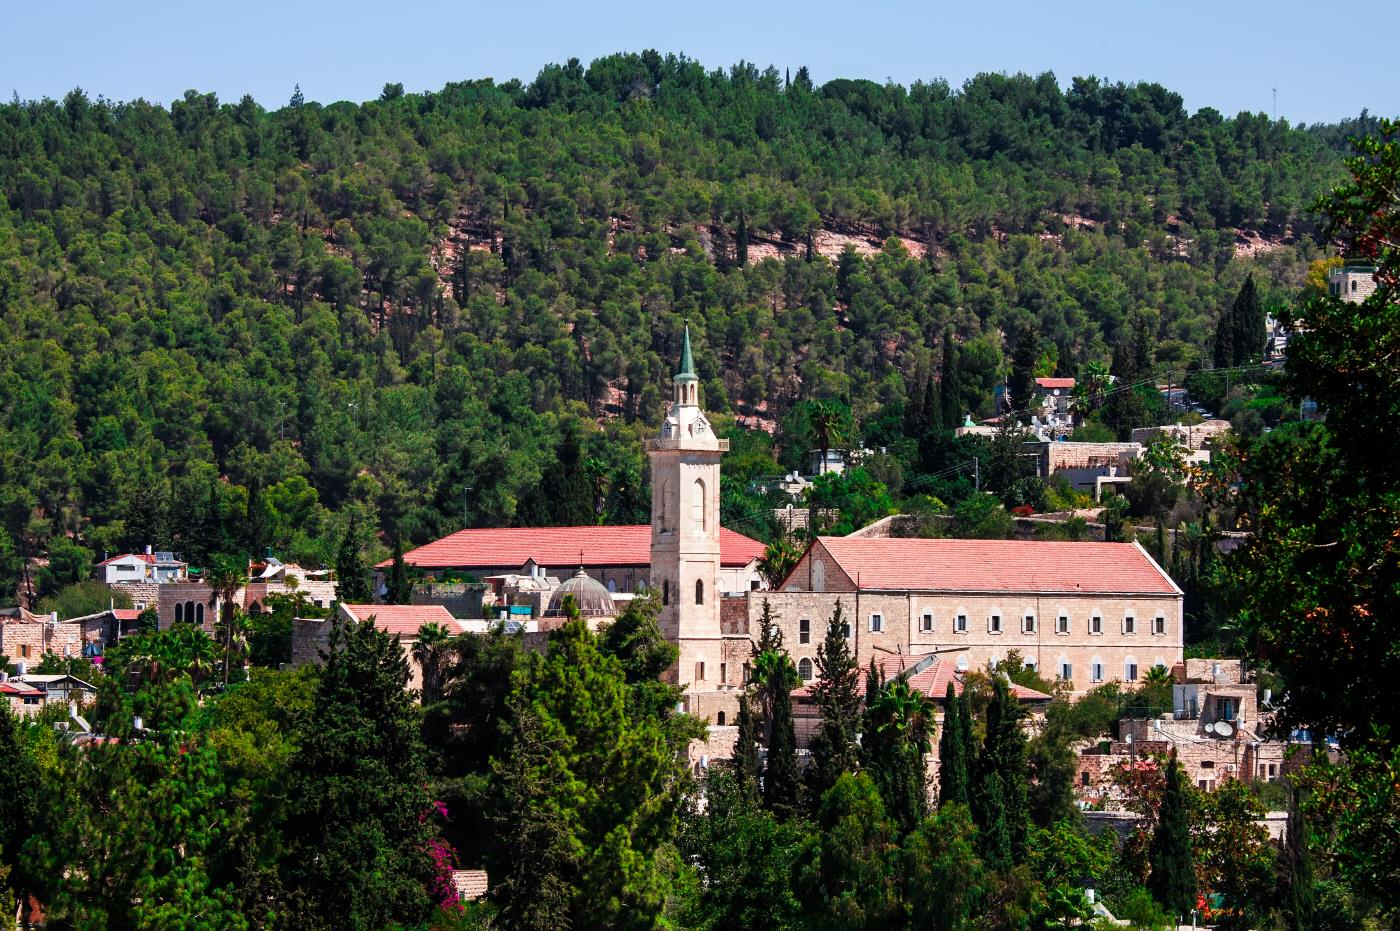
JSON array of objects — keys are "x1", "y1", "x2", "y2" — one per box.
[
  {"x1": 97, "y1": 552, "x2": 186, "y2": 567},
  {"x1": 812, "y1": 537, "x2": 1180, "y2": 596},
  {"x1": 1035, "y1": 377, "x2": 1076, "y2": 390},
  {"x1": 112, "y1": 609, "x2": 142, "y2": 621},
  {"x1": 902, "y1": 657, "x2": 1052, "y2": 702},
  {"x1": 384, "y1": 525, "x2": 765, "y2": 570},
  {"x1": 338, "y1": 604, "x2": 465, "y2": 638},
  {"x1": 0, "y1": 682, "x2": 43, "y2": 697}
]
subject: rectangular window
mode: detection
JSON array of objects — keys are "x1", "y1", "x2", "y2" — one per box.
[
  {"x1": 799, "y1": 618, "x2": 811, "y2": 644},
  {"x1": 1200, "y1": 760, "x2": 1214, "y2": 769},
  {"x1": 841, "y1": 623, "x2": 851, "y2": 640},
  {"x1": 1268, "y1": 764, "x2": 1277, "y2": 777},
  {"x1": 1125, "y1": 663, "x2": 1138, "y2": 682},
  {"x1": 750, "y1": 580, "x2": 760, "y2": 590},
  {"x1": 1124, "y1": 615, "x2": 1135, "y2": 635},
  {"x1": 921, "y1": 613, "x2": 933, "y2": 632},
  {"x1": 989, "y1": 614, "x2": 1001, "y2": 634},
  {"x1": 869, "y1": 613, "x2": 883, "y2": 633},
  {"x1": 720, "y1": 662, "x2": 727, "y2": 684},
  {"x1": 1154, "y1": 615, "x2": 1166, "y2": 635},
  {"x1": 1023, "y1": 614, "x2": 1036, "y2": 634},
  {"x1": 1090, "y1": 615, "x2": 1102, "y2": 635},
  {"x1": 955, "y1": 614, "x2": 968, "y2": 633},
  {"x1": 1057, "y1": 614, "x2": 1069, "y2": 634},
  {"x1": 1081, "y1": 771, "x2": 1090, "y2": 787},
  {"x1": 1091, "y1": 662, "x2": 1103, "y2": 683},
  {"x1": 695, "y1": 661, "x2": 705, "y2": 682},
  {"x1": 1060, "y1": 662, "x2": 1073, "y2": 681}
]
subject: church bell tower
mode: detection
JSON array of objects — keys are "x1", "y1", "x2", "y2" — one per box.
[{"x1": 648, "y1": 326, "x2": 727, "y2": 699}]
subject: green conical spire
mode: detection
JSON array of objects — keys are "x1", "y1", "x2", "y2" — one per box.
[{"x1": 676, "y1": 325, "x2": 697, "y2": 381}]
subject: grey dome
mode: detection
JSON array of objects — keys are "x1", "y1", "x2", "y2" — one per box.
[{"x1": 544, "y1": 568, "x2": 615, "y2": 618}]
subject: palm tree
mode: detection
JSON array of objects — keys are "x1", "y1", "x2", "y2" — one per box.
[
  {"x1": 1071, "y1": 360, "x2": 1111, "y2": 418},
  {"x1": 1144, "y1": 664, "x2": 1174, "y2": 687},
  {"x1": 411, "y1": 621, "x2": 454, "y2": 704},
  {"x1": 756, "y1": 536, "x2": 802, "y2": 589},
  {"x1": 205, "y1": 556, "x2": 248, "y2": 686},
  {"x1": 871, "y1": 678, "x2": 936, "y2": 754}
]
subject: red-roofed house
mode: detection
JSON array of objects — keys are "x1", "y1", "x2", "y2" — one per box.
[
  {"x1": 379, "y1": 524, "x2": 766, "y2": 597},
  {"x1": 0, "y1": 679, "x2": 45, "y2": 715},
  {"x1": 98, "y1": 547, "x2": 188, "y2": 584},
  {"x1": 747, "y1": 536, "x2": 1181, "y2": 696},
  {"x1": 291, "y1": 603, "x2": 469, "y2": 698}
]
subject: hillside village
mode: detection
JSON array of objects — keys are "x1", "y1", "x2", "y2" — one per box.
[{"x1": 0, "y1": 44, "x2": 1395, "y2": 930}]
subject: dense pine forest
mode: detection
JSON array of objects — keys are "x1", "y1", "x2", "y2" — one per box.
[{"x1": 0, "y1": 51, "x2": 1375, "y2": 596}]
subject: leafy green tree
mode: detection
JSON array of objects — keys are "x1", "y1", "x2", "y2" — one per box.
[
  {"x1": 1195, "y1": 778, "x2": 1274, "y2": 929},
  {"x1": 488, "y1": 610, "x2": 695, "y2": 930},
  {"x1": 902, "y1": 803, "x2": 986, "y2": 931},
  {"x1": 278, "y1": 617, "x2": 437, "y2": 929},
  {"x1": 1279, "y1": 786, "x2": 1316, "y2": 931},
  {"x1": 806, "y1": 603, "x2": 862, "y2": 806},
  {"x1": 1147, "y1": 749, "x2": 1195, "y2": 919},
  {"x1": 0, "y1": 704, "x2": 40, "y2": 909},
  {"x1": 796, "y1": 772, "x2": 902, "y2": 931},
  {"x1": 36, "y1": 580, "x2": 132, "y2": 620},
  {"x1": 677, "y1": 768, "x2": 804, "y2": 931}
]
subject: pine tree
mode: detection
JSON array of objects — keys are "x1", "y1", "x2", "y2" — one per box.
[
  {"x1": 937, "y1": 682, "x2": 970, "y2": 809},
  {"x1": 387, "y1": 536, "x2": 412, "y2": 604},
  {"x1": 0, "y1": 704, "x2": 38, "y2": 908},
  {"x1": 279, "y1": 616, "x2": 438, "y2": 928},
  {"x1": 732, "y1": 692, "x2": 759, "y2": 795},
  {"x1": 807, "y1": 603, "x2": 862, "y2": 805},
  {"x1": 335, "y1": 518, "x2": 373, "y2": 603},
  {"x1": 1148, "y1": 748, "x2": 1195, "y2": 919}
]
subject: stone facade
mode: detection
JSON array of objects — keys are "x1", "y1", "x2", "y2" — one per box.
[
  {"x1": 107, "y1": 581, "x2": 161, "y2": 612},
  {"x1": 753, "y1": 539, "x2": 1181, "y2": 696},
  {"x1": 646, "y1": 327, "x2": 730, "y2": 719},
  {"x1": 1329, "y1": 266, "x2": 1378, "y2": 304},
  {"x1": 0, "y1": 610, "x2": 99, "y2": 672}
]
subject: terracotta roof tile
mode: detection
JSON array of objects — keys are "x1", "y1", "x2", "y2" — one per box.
[
  {"x1": 902, "y1": 658, "x2": 1053, "y2": 702},
  {"x1": 385, "y1": 525, "x2": 764, "y2": 570},
  {"x1": 814, "y1": 537, "x2": 1180, "y2": 596},
  {"x1": 338, "y1": 604, "x2": 465, "y2": 638},
  {"x1": 1035, "y1": 377, "x2": 1076, "y2": 390}
]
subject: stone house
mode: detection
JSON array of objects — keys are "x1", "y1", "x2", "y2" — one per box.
[
  {"x1": 0, "y1": 607, "x2": 102, "y2": 673},
  {"x1": 0, "y1": 678, "x2": 45, "y2": 714},
  {"x1": 97, "y1": 547, "x2": 188, "y2": 585},
  {"x1": 291, "y1": 602, "x2": 468, "y2": 696}
]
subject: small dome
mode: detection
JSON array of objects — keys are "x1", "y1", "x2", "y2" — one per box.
[{"x1": 544, "y1": 568, "x2": 615, "y2": 618}]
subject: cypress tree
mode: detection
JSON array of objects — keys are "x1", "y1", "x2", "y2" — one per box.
[
  {"x1": 1281, "y1": 785, "x2": 1315, "y2": 931},
  {"x1": 923, "y1": 370, "x2": 943, "y2": 433},
  {"x1": 807, "y1": 602, "x2": 862, "y2": 805},
  {"x1": 387, "y1": 536, "x2": 412, "y2": 604},
  {"x1": 937, "y1": 682, "x2": 970, "y2": 808},
  {"x1": 940, "y1": 326, "x2": 962, "y2": 428},
  {"x1": 335, "y1": 518, "x2": 373, "y2": 603},
  {"x1": 860, "y1": 657, "x2": 882, "y2": 764},
  {"x1": 1148, "y1": 748, "x2": 1195, "y2": 919},
  {"x1": 973, "y1": 676, "x2": 1028, "y2": 869},
  {"x1": 1008, "y1": 322, "x2": 1039, "y2": 419},
  {"x1": 763, "y1": 664, "x2": 801, "y2": 817},
  {"x1": 735, "y1": 212, "x2": 749, "y2": 267},
  {"x1": 732, "y1": 692, "x2": 759, "y2": 795},
  {"x1": 1229, "y1": 272, "x2": 1265, "y2": 366}
]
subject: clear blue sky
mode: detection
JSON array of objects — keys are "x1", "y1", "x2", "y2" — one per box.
[{"x1": 6, "y1": 0, "x2": 1395, "y2": 125}]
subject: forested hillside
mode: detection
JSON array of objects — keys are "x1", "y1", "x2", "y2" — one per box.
[{"x1": 0, "y1": 51, "x2": 1368, "y2": 595}]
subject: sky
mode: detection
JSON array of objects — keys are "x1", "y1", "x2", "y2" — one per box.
[{"x1": 5, "y1": 0, "x2": 1396, "y2": 125}]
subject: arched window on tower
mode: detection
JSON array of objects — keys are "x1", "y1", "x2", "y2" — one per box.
[
  {"x1": 175, "y1": 603, "x2": 183, "y2": 623},
  {"x1": 195, "y1": 603, "x2": 205, "y2": 624},
  {"x1": 692, "y1": 478, "x2": 706, "y2": 532},
  {"x1": 695, "y1": 579, "x2": 705, "y2": 605},
  {"x1": 658, "y1": 480, "x2": 672, "y2": 533}
]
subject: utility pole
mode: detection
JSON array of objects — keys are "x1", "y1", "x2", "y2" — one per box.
[{"x1": 973, "y1": 456, "x2": 980, "y2": 493}]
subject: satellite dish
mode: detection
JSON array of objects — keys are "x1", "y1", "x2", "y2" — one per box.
[{"x1": 1214, "y1": 720, "x2": 1235, "y2": 737}]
